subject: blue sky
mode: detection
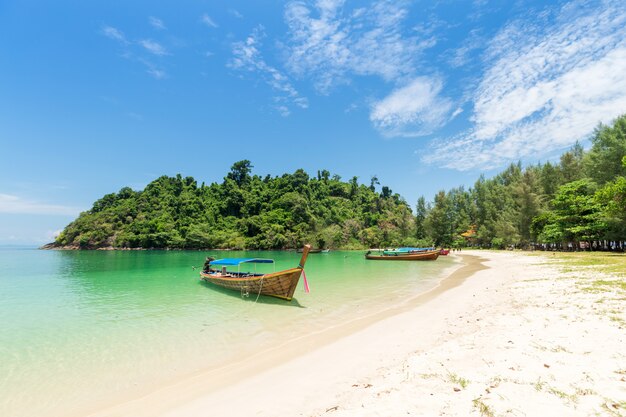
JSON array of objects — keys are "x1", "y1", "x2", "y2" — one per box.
[{"x1": 1, "y1": 0, "x2": 625, "y2": 244}]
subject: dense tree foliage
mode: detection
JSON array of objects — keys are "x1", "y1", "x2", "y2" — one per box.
[
  {"x1": 416, "y1": 114, "x2": 626, "y2": 249},
  {"x1": 54, "y1": 114, "x2": 626, "y2": 250},
  {"x1": 55, "y1": 161, "x2": 419, "y2": 249}
]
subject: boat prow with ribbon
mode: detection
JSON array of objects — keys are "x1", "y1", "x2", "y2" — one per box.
[{"x1": 200, "y1": 245, "x2": 311, "y2": 301}]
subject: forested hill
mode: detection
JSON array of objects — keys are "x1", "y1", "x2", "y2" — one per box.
[
  {"x1": 51, "y1": 162, "x2": 418, "y2": 250},
  {"x1": 50, "y1": 114, "x2": 626, "y2": 251}
]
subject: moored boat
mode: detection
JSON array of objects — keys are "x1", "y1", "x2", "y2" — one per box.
[
  {"x1": 297, "y1": 248, "x2": 321, "y2": 253},
  {"x1": 381, "y1": 247, "x2": 434, "y2": 255},
  {"x1": 365, "y1": 249, "x2": 440, "y2": 261},
  {"x1": 200, "y1": 245, "x2": 311, "y2": 301},
  {"x1": 439, "y1": 249, "x2": 450, "y2": 255}
]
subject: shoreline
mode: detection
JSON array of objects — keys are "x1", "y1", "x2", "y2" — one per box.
[
  {"x1": 87, "y1": 250, "x2": 625, "y2": 416},
  {"x1": 85, "y1": 254, "x2": 482, "y2": 417},
  {"x1": 40, "y1": 245, "x2": 337, "y2": 251}
]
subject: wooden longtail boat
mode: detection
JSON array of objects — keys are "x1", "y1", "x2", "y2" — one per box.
[
  {"x1": 297, "y1": 248, "x2": 321, "y2": 253},
  {"x1": 382, "y1": 247, "x2": 434, "y2": 255},
  {"x1": 200, "y1": 245, "x2": 311, "y2": 301},
  {"x1": 365, "y1": 249, "x2": 440, "y2": 261}
]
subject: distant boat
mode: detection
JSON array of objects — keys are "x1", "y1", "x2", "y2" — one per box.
[
  {"x1": 320, "y1": 249, "x2": 330, "y2": 253},
  {"x1": 200, "y1": 245, "x2": 311, "y2": 301},
  {"x1": 439, "y1": 249, "x2": 450, "y2": 255},
  {"x1": 380, "y1": 247, "x2": 434, "y2": 255},
  {"x1": 365, "y1": 249, "x2": 439, "y2": 261},
  {"x1": 297, "y1": 248, "x2": 322, "y2": 253}
]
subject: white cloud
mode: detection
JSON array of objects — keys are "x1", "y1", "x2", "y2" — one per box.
[
  {"x1": 447, "y1": 29, "x2": 483, "y2": 68},
  {"x1": 139, "y1": 39, "x2": 169, "y2": 56},
  {"x1": 229, "y1": 9, "x2": 244, "y2": 19},
  {"x1": 138, "y1": 57, "x2": 167, "y2": 79},
  {"x1": 149, "y1": 16, "x2": 166, "y2": 30},
  {"x1": 101, "y1": 24, "x2": 169, "y2": 79},
  {"x1": 146, "y1": 67, "x2": 167, "y2": 79},
  {"x1": 101, "y1": 25, "x2": 127, "y2": 44},
  {"x1": 201, "y1": 14, "x2": 218, "y2": 28},
  {"x1": 229, "y1": 26, "x2": 308, "y2": 116},
  {"x1": 280, "y1": 0, "x2": 447, "y2": 133},
  {"x1": 425, "y1": 0, "x2": 626, "y2": 170},
  {"x1": 370, "y1": 76, "x2": 454, "y2": 137},
  {"x1": 284, "y1": 0, "x2": 435, "y2": 93},
  {"x1": 0, "y1": 194, "x2": 81, "y2": 216}
]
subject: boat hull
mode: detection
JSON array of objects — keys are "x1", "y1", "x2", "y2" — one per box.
[
  {"x1": 200, "y1": 267, "x2": 303, "y2": 301},
  {"x1": 365, "y1": 250, "x2": 440, "y2": 261}
]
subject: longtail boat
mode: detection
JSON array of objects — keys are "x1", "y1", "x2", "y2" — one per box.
[
  {"x1": 439, "y1": 249, "x2": 450, "y2": 255},
  {"x1": 365, "y1": 249, "x2": 440, "y2": 261},
  {"x1": 200, "y1": 245, "x2": 311, "y2": 301},
  {"x1": 381, "y1": 247, "x2": 435, "y2": 255},
  {"x1": 297, "y1": 248, "x2": 321, "y2": 253}
]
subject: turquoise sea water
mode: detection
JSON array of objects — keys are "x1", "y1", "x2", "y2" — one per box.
[{"x1": 0, "y1": 248, "x2": 456, "y2": 417}]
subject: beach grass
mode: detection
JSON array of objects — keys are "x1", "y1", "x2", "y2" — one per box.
[
  {"x1": 447, "y1": 371, "x2": 470, "y2": 389},
  {"x1": 527, "y1": 252, "x2": 626, "y2": 298},
  {"x1": 533, "y1": 377, "x2": 546, "y2": 391},
  {"x1": 545, "y1": 252, "x2": 626, "y2": 277},
  {"x1": 472, "y1": 397, "x2": 495, "y2": 417},
  {"x1": 600, "y1": 400, "x2": 625, "y2": 416}
]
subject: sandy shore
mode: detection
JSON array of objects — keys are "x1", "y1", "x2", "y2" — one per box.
[{"x1": 91, "y1": 251, "x2": 626, "y2": 417}]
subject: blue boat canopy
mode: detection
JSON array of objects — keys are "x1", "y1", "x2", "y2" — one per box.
[
  {"x1": 209, "y1": 258, "x2": 274, "y2": 266},
  {"x1": 396, "y1": 247, "x2": 434, "y2": 252}
]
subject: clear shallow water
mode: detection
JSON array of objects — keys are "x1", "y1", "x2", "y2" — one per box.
[{"x1": 0, "y1": 248, "x2": 456, "y2": 417}]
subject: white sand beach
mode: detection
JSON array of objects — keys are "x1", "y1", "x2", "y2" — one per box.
[{"x1": 90, "y1": 251, "x2": 626, "y2": 417}]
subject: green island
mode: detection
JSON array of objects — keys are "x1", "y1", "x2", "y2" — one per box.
[{"x1": 50, "y1": 115, "x2": 625, "y2": 250}]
